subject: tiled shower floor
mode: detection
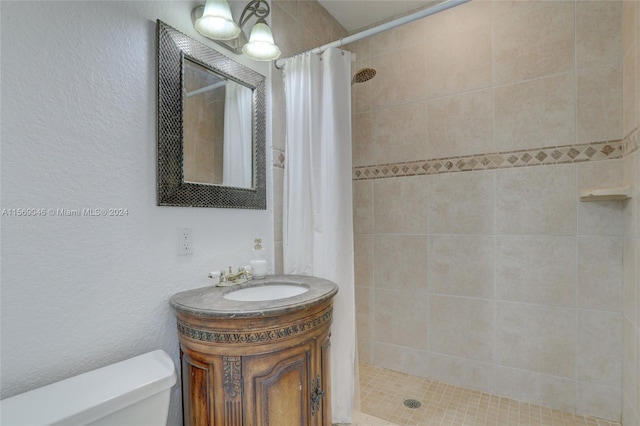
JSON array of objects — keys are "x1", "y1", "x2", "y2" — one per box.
[{"x1": 359, "y1": 363, "x2": 621, "y2": 426}]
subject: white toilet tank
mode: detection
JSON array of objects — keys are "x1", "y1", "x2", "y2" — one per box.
[{"x1": 0, "y1": 349, "x2": 177, "y2": 426}]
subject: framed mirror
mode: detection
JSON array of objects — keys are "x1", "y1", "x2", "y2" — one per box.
[{"x1": 157, "y1": 20, "x2": 266, "y2": 209}]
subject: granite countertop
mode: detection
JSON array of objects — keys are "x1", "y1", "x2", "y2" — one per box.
[{"x1": 170, "y1": 274, "x2": 339, "y2": 319}]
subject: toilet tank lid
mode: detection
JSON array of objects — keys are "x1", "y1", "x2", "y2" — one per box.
[{"x1": 0, "y1": 349, "x2": 177, "y2": 426}]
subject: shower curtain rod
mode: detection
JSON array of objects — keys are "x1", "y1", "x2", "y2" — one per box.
[{"x1": 274, "y1": 0, "x2": 471, "y2": 69}]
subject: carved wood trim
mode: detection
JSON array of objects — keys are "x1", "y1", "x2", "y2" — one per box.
[
  {"x1": 223, "y1": 356, "x2": 242, "y2": 397},
  {"x1": 222, "y1": 356, "x2": 242, "y2": 425},
  {"x1": 177, "y1": 309, "x2": 332, "y2": 344}
]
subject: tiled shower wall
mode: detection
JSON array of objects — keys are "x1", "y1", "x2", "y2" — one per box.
[
  {"x1": 349, "y1": 1, "x2": 630, "y2": 422},
  {"x1": 270, "y1": 0, "x2": 347, "y2": 271},
  {"x1": 622, "y1": 2, "x2": 640, "y2": 426}
]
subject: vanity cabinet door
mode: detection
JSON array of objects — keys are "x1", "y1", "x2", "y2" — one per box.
[
  {"x1": 317, "y1": 332, "x2": 331, "y2": 426},
  {"x1": 181, "y1": 351, "x2": 216, "y2": 426},
  {"x1": 242, "y1": 341, "x2": 313, "y2": 426}
]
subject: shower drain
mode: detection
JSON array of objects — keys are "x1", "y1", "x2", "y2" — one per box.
[{"x1": 403, "y1": 399, "x2": 422, "y2": 409}]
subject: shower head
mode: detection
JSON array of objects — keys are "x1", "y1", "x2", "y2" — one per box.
[{"x1": 352, "y1": 68, "x2": 376, "y2": 84}]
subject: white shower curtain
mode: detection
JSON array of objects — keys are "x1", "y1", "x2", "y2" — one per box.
[
  {"x1": 283, "y1": 48, "x2": 356, "y2": 423},
  {"x1": 223, "y1": 81, "x2": 253, "y2": 188}
]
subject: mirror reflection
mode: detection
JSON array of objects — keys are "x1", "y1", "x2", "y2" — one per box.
[{"x1": 183, "y1": 59, "x2": 253, "y2": 189}]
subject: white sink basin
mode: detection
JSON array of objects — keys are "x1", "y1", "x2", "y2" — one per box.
[{"x1": 223, "y1": 284, "x2": 309, "y2": 302}]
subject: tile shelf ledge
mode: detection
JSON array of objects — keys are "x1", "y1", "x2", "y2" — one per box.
[{"x1": 579, "y1": 185, "x2": 631, "y2": 202}]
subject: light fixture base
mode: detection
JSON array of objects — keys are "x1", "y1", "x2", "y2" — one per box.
[{"x1": 192, "y1": 6, "x2": 248, "y2": 55}]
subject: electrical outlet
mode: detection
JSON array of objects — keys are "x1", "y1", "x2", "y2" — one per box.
[{"x1": 177, "y1": 228, "x2": 193, "y2": 255}]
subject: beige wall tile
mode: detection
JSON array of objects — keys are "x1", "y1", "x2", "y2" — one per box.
[
  {"x1": 273, "y1": 167, "x2": 284, "y2": 242},
  {"x1": 578, "y1": 236, "x2": 622, "y2": 312},
  {"x1": 298, "y1": 24, "x2": 322, "y2": 53},
  {"x1": 577, "y1": 310, "x2": 622, "y2": 388},
  {"x1": 368, "y1": 19, "x2": 424, "y2": 55},
  {"x1": 634, "y1": 151, "x2": 640, "y2": 239},
  {"x1": 493, "y1": 1, "x2": 574, "y2": 85},
  {"x1": 353, "y1": 180, "x2": 373, "y2": 234},
  {"x1": 358, "y1": 337, "x2": 372, "y2": 364},
  {"x1": 429, "y1": 295, "x2": 494, "y2": 363},
  {"x1": 578, "y1": 159, "x2": 624, "y2": 190},
  {"x1": 624, "y1": 238, "x2": 638, "y2": 324},
  {"x1": 354, "y1": 233, "x2": 373, "y2": 287},
  {"x1": 637, "y1": 238, "x2": 640, "y2": 333},
  {"x1": 371, "y1": 45, "x2": 427, "y2": 109},
  {"x1": 623, "y1": 394, "x2": 639, "y2": 426},
  {"x1": 425, "y1": 21, "x2": 492, "y2": 98},
  {"x1": 496, "y1": 302, "x2": 575, "y2": 378},
  {"x1": 372, "y1": 102, "x2": 428, "y2": 165},
  {"x1": 624, "y1": 44, "x2": 637, "y2": 137},
  {"x1": 428, "y1": 353, "x2": 495, "y2": 394},
  {"x1": 374, "y1": 234, "x2": 428, "y2": 293},
  {"x1": 272, "y1": 0, "x2": 297, "y2": 20},
  {"x1": 347, "y1": 0, "x2": 632, "y2": 415},
  {"x1": 637, "y1": 330, "x2": 640, "y2": 414},
  {"x1": 428, "y1": 235, "x2": 494, "y2": 299},
  {"x1": 374, "y1": 288, "x2": 428, "y2": 350},
  {"x1": 576, "y1": 0, "x2": 623, "y2": 70},
  {"x1": 623, "y1": 0, "x2": 637, "y2": 57},
  {"x1": 576, "y1": 382, "x2": 622, "y2": 422},
  {"x1": 346, "y1": 37, "x2": 370, "y2": 62},
  {"x1": 428, "y1": 171, "x2": 494, "y2": 234},
  {"x1": 329, "y1": 13, "x2": 346, "y2": 41},
  {"x1": 494, "y1": 366, "x2": 576, "y2": 413},
  {"x1": 495, "y1": 73, "x2": 576, "y2": 151},
  {"x1": 622, "y1": 317, "x2": 637, "y2": 412},
  {"x1": 427, "y1": 89, "x2": 494, "y2": 158},
  {"x1": 274, "y1": 241, "x2": 283, "y2": 274},
  {"x1": 623, "y1": 153, "x2": 638, "y2": 239},
  {"x1": 272, "y1": 3, "x2": 299, "y2": 58},
  {"x1": 577, "y1": 64, "x2": 623, "y2": 143},
  {"x1": 578, "y1": 201, "x2": 623, "y2": 237},
  {"x1": 496, "y1": 236, "x2": 576, "y2": 307},
  {"x1": 353, "y1": 112, "x2": 372, "y2": 167},
  {"x1": 271, "y1": 70, "x2": 286, "y2": 151},
  {"x1": 353, "y1": 80, "x2": 372, "y2": 115},
  {"x1": 423, "y1": 0, "x2": 491, "y2": 41},
  {"x1": 373, "y1": 176, "x2": 428, "y2": 234},
  {"x1": 577, "y1": 159, "x2": 624, "y2": 236},
  {"x1": 496, "y1": 164, "x2": 576, "y2": 235},
  {"x1": 297, "y1": 0, "x2": 335, "y2": 46},
  {"x1": 372, "y1": 342, "x2": 430, "y2": 378},
  {"x1": 355, "y1": 285, "x2": 373, "y2": 358}
]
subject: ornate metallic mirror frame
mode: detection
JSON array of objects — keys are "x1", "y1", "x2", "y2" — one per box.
[{"x1": 157, "y1": 20, "x2": 266, "y2": 209}]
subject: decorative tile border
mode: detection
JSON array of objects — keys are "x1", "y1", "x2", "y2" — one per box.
[
  {"x1": 352, "y1": 139, "x2": 624, "y2": 181},
  {"x1": 622, "y1": 128, "x2": 639, "y2": 157},
  {"x1": 273, "y1": 148, "x2": 285, "y2": 169},
  {"x1": 273, "y1": 133, "x2": 637, "y2": 179}
]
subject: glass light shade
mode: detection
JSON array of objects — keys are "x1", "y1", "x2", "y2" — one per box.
[
  {"x1": 195, "y1": 0, "x2": 241, "y2": 40},
  {"x1": 242, "y1": 22, "x2": 281, "y2": 61}
]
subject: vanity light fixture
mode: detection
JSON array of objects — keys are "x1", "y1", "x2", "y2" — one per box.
[{"x1": 193, "y1": 0, "x2": 281, "y2": 61}]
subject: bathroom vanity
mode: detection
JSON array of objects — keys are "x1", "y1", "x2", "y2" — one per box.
[{"x1": 170, "y1": 275, "x2": 338, "y2": 426}]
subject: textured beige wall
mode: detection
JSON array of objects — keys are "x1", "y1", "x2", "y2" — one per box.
[{"x1": 349, "y1": 0, "x2": 628, "y2": 421}]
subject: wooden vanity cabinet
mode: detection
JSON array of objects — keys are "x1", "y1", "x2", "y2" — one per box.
[{"x1": 177, "y1": 296, "x2": 334, "y2": 426}]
